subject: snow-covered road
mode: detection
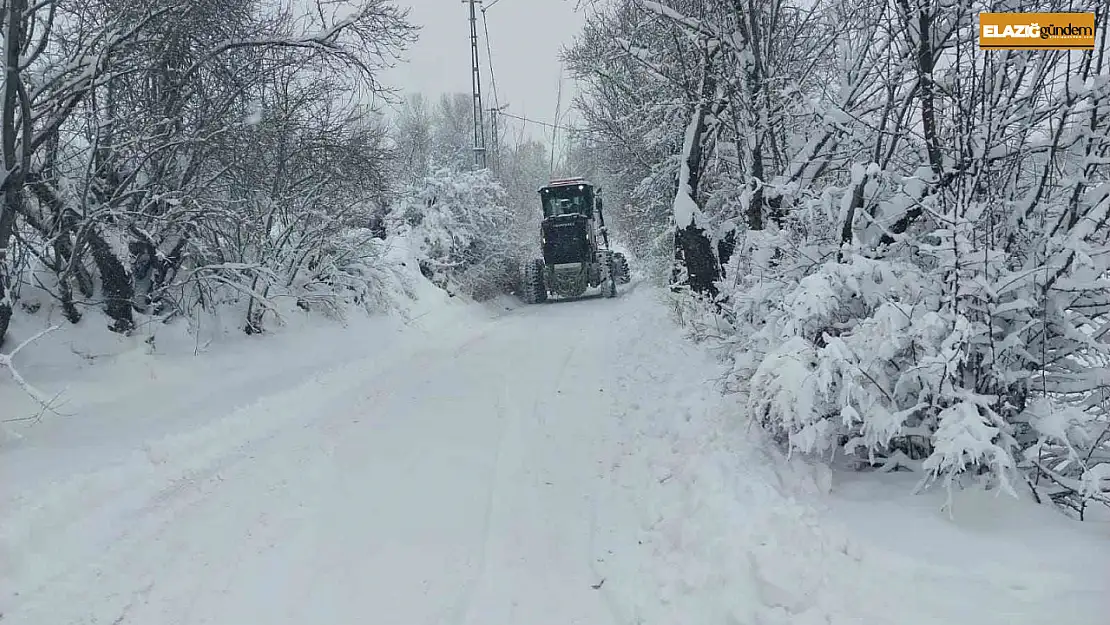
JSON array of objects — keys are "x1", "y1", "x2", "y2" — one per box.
[
  {"x1": 2, "y1": 283, "x2": 1106, "y2": 624},
  {"x1": 1, "y1": 284, "x2": 663, "y2": 624}
]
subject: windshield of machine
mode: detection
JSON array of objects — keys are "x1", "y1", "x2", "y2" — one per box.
[{"x1": 540, "y1": 185, "x2": 593, "y2": 218}]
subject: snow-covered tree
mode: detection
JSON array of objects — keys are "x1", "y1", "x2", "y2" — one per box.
[
  {"x1": 570, "y1": 0, "x2": 1110, "y2": 517},
  {"x1": 388, "y1": 167, "x2": 524, "y2": 301},
  {"x1": 0, "y1": 0, "x2": 417, "y2": 343}
]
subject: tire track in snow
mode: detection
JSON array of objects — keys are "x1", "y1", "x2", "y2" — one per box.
[
  {"x1": 4, "y1": 284, "x2": 654, "y2": 625},
  {"x1": 1, "y1": 325, "x2": 487, "y2": 623},
  {"x1": 445, "y1": 378, "x2": 511, "y2": 625},
  {"x1": 453, "y1": 309, "x2": 623, "y2": 625},
  {"x1": 585, "y1": 370, "x2": 636, "y2": 625}
]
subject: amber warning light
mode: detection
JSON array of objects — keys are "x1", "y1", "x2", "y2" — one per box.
[{"x1": 979, "y1": 12, "x2": 1096, "y2": 50}]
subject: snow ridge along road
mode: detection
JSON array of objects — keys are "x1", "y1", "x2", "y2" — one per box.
[{"x1": 2, "y1": 283, "x2": 1104, "y2": 625}]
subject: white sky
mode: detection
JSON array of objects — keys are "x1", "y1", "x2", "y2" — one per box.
[{"x1": 380, "y1": 0, "x2": 587, "y2": 145}]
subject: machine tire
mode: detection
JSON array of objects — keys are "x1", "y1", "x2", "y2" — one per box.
[
  {"x1": 522, "y1": 258, "x2": 547, "y2": 304},
  {"x1": 612, "y1": 252, "x2": 631, "y2": 284}
]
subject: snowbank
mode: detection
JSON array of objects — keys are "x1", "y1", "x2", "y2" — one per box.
[
  {"x1": 0, "y1": 234, "x2": 485, "y2": 480},
  {"x1": 593, "y1": 289, "x2": 1108, "y2": 625}
]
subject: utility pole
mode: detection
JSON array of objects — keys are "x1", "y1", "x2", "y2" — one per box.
[
  {"x1": 488, "y1": 105, "x2": 498, "y2": 173},
  {"x1": 488, "y1": 103, "x2": 508, "y2": 173},
  {"x1": 464, "y1": 0, "x2": 487, "y2": 170}
]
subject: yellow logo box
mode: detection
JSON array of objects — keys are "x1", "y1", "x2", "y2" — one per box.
[{"x1": 979, "y1": 12, "x2": 1096, "y2": 49}]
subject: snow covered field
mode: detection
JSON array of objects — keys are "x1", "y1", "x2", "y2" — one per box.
[{"x1": 1, "y1": 271, "x2": 1106, "y2": 624}]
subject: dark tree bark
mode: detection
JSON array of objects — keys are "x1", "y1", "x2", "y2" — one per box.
[
  {"x1": 0, "y1": 189, "x2": 19, "y2": 347},
  {"x1": 674, "y1": 224, "x2": 721, "y2": 296},
  {"x1": 86, "y1": 227, "x2": 135, "y2": 334},
  {"x1": 0, "y1": 0, "x2": 28, "y2": 347},
  {"x1": 671, "y1": 39, "x2": 722, "y2": 298},
  {"x1": 883, "y1": 0, "x2": 942, "y2": 244},
  {"x1": 717, "y1": 226, "x2": 737, "y2": 276}
]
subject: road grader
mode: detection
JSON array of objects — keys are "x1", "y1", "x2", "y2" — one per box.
[{"x1": 520, "y1": 177, "x2": 630, "y2": 303}]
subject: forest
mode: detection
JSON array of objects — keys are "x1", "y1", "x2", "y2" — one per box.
[
  {"x1": 1, "y1": 0, "x2": 1107, "y2": 518},
  {"x1": 565, "y1": 0, "x2": 1110, "y2": 518}
]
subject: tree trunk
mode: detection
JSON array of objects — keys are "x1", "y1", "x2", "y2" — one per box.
[
  {"x1": 717, "y1": 226, "x2": 737, "y2": 276},
  {"x1": 0, "y1": 0, "x2": 26, "y2": 347},
  {"x1": 671, "y1": 40, "x2": 721, "y2": 298},
  {"x1": 0, "y1": 189, "x2": 17, "y2": 347},
  {"x1": 86, "y1": 226, "x2": 135, "y2": 334},
  {"x1": 885, "y1": 0, "x2": 942, "y2": 242},
  {"x1": 25, "y1": 176, "x2": 85, "y2": 322},
  {"x1": 674, "y1": 224, "x2": 721, "y2": 296}
]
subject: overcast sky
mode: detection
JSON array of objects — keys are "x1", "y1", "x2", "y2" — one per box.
[{"x1": 380, "y1": 0, "x2": 587, "y2": 145}]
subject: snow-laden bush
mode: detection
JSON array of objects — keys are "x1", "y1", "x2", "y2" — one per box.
[
  {"x1": 290, "y1": 228, "x2": 417, "y2": 318},
  {"x1": 715, "y1": 193, "x2": 1110, "y2": 518},
  {"x1": 389, "y1": 167, "x2": 527, "y2": 301}
]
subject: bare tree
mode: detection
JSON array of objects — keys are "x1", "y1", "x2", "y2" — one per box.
[
  {"x1": 571, "y1": 0, "x2": 1110, "y2": 515},
  {"x1": 0, "y1": 0, "x2": 416, "y2": 345}
]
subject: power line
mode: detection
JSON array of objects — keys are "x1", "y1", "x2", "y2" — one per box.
[
  {"x1": 467, "y1": 0, "x2": 594, "y2": 155},
  {"x1": 498, "y1": 110, "x2": 587, "y2": 134},
  {"x1": 550, "y1": 65, "x2": 563, "y2": 175},
  {"x1": 479, "y1": 4, "x2": 506, "y2": 171},
  {"x1": 479, "y1": 7, "x2": 500, "y2": 109}
]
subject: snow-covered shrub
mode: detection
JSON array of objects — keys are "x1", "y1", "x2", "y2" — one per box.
[
  {"x1": 734, "y1": 251, "x2": 965, "y2": 466},
  {"x1": 289, "y1": 228, "x2": 416, "y2": 319},
  {"x1": 716, "y1": 191, "x2": 1110, "y2": 517},
  {"x1": 388, "y1": 167, "x2": 526, "y2": 301}
]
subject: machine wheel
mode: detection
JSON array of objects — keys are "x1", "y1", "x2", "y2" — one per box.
[
  {"x1": 612, "y1": 252, "x2": 631, "y2": 284},
  {"x1": 522, "y1": 258, "x2": 547, "y2": 304}
]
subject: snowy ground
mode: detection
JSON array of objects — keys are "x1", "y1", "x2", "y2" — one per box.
[{"x1": 2, "y1": 274, "x2": 1106, "y2": 624}]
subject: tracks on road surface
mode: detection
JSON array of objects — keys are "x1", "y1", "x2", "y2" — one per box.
[{"x1": 2, "y1": 284, "x2": 665, "y2": 625}]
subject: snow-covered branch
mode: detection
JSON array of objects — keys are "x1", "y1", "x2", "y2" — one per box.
[{"x1": 0, "y1": 325, "x2": 61, "y2": 413}]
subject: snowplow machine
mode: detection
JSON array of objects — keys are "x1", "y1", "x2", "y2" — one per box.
[{"x1": 521, "y1": 177, "x2": 630, "y2": 304}]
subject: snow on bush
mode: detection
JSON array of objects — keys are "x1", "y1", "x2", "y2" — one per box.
[
  {"x1": 712, "y1": 196, "x2": 1110, "y2": 518},
  {"x1": 290, "y1": 228, "x2": 420, "y2": 319},
  {"x1": 388, "y1": 167, "x2": 527, "y2": 301}
]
